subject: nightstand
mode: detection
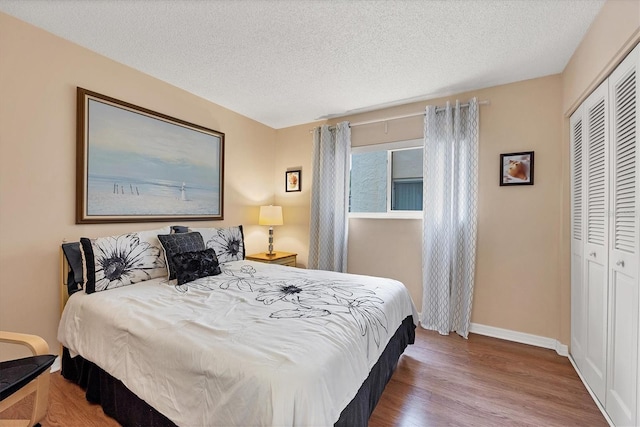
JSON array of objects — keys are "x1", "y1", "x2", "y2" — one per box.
[{"x1": 246, "y1": 251, "x2": 297, "y2": 267}]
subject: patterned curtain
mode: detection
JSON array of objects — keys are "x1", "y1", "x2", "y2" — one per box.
[
  {"x1": 308, "y1": 122, "x2": 351, "y2": 272},
  {"x1": 421, "y1": 99, "x2": 479, "y2": 338}
]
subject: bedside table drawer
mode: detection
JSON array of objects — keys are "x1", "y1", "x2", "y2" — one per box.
[
  {"x1": 246, "y1": 252, "x2": 297, "y2": 267},
  {"x1": 270, "y1": 255, "x2": 296, "y2": 267}
]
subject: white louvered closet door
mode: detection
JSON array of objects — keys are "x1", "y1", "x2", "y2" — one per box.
[
  {"x1": 605, "y1": 45, "x2": 639, "y2": 427},
  {"x1": 582, "y1": 80, "x2": 610, "y2": 404},
  {"x1": 570, "y1": 106, "x2": 586, "y2": 373}
]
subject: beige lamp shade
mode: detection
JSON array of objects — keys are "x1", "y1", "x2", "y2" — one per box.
[{"x1": 258, "y1": 205, "x2": 283, "y2": 226}]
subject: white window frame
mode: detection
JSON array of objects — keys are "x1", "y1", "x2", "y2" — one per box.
[{"x1": 349, "y1": 138, "x2": 423, "y2": 219}]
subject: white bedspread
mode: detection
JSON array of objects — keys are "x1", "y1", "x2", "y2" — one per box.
[{"x1": 58, "y1": 261, "x2": 417, "y2": 426}]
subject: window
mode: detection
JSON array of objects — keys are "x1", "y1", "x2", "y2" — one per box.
[{"x1": 349, "y1": 139, "x2": 423, "y2": 218}]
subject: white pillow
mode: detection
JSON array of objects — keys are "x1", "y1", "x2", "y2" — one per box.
[
  {"x1": 80, "y1": 226, "x2": 170, "y2": 293},
  {"x1": 188, "y1": 226, "x2": 245, "y2": 263}
]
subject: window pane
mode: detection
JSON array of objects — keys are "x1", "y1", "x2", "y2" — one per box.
[
  {"x1": 392, "y1": 148, "x2": 423, "y2": 179},
  {"x1": 350, "y1": 151, "x2": 387, "y2": 212},
  {"x1": 392, "y1": 181, "x2": 423, "y2": 210},
  {"x1": 391, "y1": 148, "x2": 423, "y2": 211}
]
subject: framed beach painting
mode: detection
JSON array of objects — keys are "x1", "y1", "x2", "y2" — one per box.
[{"x1": 76, "y1": 87, "x2": 224, "y2": 223}]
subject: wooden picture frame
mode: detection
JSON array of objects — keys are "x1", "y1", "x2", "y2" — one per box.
[
  {"x1": 285, "y1": 170, "x2": 301, "y2": 192},
  {"x1": 76, "y1": 87, "x2": 224, "y2": 223},
  {"x1": 500, "y1": 151, "x2": 534, "y2": 186}
]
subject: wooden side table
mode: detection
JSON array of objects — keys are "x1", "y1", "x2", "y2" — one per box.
[{"x1": 246, "y1": 251, "x2": 297, "y2": 267}]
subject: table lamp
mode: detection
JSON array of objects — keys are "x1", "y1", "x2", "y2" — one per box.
[{"x1": 258, "y1": 205, "x2": 283, "y2": 255}]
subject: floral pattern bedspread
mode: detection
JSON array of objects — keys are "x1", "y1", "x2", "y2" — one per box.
[{"x1": 59, "y1": 261, "x2": 418, "y2": 427}]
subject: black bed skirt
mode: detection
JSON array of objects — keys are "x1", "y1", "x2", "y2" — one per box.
[{"x1": 62, "y1": 315, "x2": 415, "y2": 427}]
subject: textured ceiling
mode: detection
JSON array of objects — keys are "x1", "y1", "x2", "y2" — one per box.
[{"x1": 0, "y1": 0, "x2": 605, "y2": 129}]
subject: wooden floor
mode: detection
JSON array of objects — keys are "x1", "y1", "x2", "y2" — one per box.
[{"x1": 1, "y1": 328, "x2": 606, "y2": 426}]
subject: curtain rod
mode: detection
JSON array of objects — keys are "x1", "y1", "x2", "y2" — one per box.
[{"x1": 309, "y1": 100, "x2": 489, "y2": 133}]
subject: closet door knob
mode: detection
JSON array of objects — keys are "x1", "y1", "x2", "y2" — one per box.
[
  {"x1": 616, "y1": 260, "x2": 625, "y2": 267},
  {"x1": 589, "y1": 252, "x2": 596, "y2": 257}
]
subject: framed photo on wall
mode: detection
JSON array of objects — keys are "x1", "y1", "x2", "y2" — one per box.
[
  {"x1": 500, "y1": 151, "x2": 534, "y2": 186},
  {"x1": 285, "y1": 170, "x2": 301, "y2": 192},
  {"x1": 76, "y1": 87, "x2": 225, "y2": 223}
]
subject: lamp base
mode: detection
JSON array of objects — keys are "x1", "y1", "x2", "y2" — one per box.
[{"x1": 267, "y1": 227, "x2": 274, "y2": 255}]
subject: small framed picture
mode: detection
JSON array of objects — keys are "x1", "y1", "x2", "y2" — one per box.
[
  {"x1": 285, "y1": 170, "x2": 301, "y2": 192},
  {"x1": 500, "y1": 151, "x2": 534, "y2": 186}
]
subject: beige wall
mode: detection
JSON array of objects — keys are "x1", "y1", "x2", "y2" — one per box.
[
  {"x1": 272, "y1": 123, "x2": 320, "y2": 265},
  {"x1": 0, "y1": 13, "x2": 277, "y2": 356},
  {"x1": 276, "y1": 76, "x2": 565, "y2": 340},
  {"x1": 562, "y1": 0, "x2": 640, "y2": 115}
]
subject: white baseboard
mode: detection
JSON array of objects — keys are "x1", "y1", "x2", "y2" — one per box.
[
  {"x1": 469, "y1": 322, "x2": 569, "y2": 357},
  {"x1": 568, "y1": 355, "x2": 614, "y2": 427},
  {"x1": 415, "y1": 314, "x2": 570, "y2": 357}
]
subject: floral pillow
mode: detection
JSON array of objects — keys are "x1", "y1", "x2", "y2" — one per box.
[
  {"x1": 189, "y1": 226, "x2": 245, "y2": 264},
  {"x1": 80, "y1": 227, "x2": 169, "y2": 294}
]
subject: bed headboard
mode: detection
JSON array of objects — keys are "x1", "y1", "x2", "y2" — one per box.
[
  {"x1": 60, "y1": 245, "x2": 71, "y2": 313},
  {"x1": 60, "y1": 241, "x2": 84, "y2": 313}
]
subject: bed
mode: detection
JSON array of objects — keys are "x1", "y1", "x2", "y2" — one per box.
[{"x1": 58, "y1": 226, "x2": 417, "y2": 426}]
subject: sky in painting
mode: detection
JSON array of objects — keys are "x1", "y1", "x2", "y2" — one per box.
[{"x1": 86, "y1": 99, "x2": 221, "y2": 190}]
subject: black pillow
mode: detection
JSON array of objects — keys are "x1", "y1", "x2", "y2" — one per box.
[
  {"x1": 171, "y1": 225, "x2": 189, "y2": 234},
  {"x1": 62, "y1": 242, "x2": 83, "y2": 295},
  {"x1": 79, "y1": 237, "x2": 96, "y2": 293},
  {"x1": 172, "y1": 248, "x2": 221, "y2": 285},
  {"x1": 158, "y1": 232, "x2": 206, "y2": 280}
]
